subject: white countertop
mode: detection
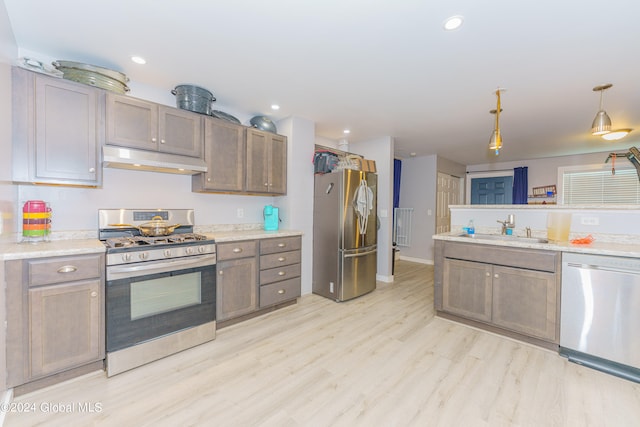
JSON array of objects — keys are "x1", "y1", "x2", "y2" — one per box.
[
  {"x1": 0, "y1": 229, "x2": 303, "y2": 260},
  {"x1": 433, "y1": 231, "x2": 640, "y2": 258},
  {"x1": 205, "y1": 229, "x2": 303, "y2": 242},
  {"x1": 0, "y1": 238, "x2": 106, "y2": 261}
]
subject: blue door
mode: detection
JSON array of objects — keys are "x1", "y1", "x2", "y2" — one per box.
[{"x1": 471, "y1": 176, "x2": 513, "y2": 204}]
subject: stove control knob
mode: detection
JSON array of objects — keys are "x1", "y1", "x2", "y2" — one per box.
[
  {"x1": 164, "y1": 249, "x2": 172, "y2": 257},
  {"x1": 198, "y1": 245, "x2": 206, "y2": 253},
  {"x1": 185, "y1": 247, "x2": 194, "y2": 255},
  {"x1": 139, "y1": 252, "x2": 149, "y2": 260},
  {"x1": 122, "y1": 253, "x2": 132, "y2": 262}
]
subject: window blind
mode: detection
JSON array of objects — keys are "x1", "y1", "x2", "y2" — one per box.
[{"x1": 562, "y1": 167, "x2": 640, "y2": 204}]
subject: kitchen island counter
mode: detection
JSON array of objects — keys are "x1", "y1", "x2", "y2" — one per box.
[{"x1": 433, "y1": 231, "x2": 640, "y2": 259}]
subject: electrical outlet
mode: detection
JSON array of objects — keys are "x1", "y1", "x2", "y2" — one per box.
[
  {"x1": 580, "y1": 216, "x2": 599, "y2": 225},
  {"x1": 237, "y1": 208, "x2": 244, "y2": 218}
]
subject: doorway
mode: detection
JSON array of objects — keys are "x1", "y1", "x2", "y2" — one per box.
[
  {"x1": 470, "y1": 176, "x2": 513, "y2": 204},
  {"x1": 436, "y1": 172, "x2": 462, "y2": 234}
]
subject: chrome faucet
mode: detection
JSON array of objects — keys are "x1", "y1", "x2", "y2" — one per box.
[{"x1": 497, "y1": 214, "x2": 515, "y2": 235}]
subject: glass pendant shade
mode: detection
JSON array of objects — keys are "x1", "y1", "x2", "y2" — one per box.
[
  {"x1": 591, "y1": 110, "x2": 612, "y2": 135},
  {"x1": 489, "y1": 129, "x2": 502, "y2": 154}
]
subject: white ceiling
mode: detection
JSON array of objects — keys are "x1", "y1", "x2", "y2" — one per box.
[{"x1": 4, "y1": 0, "x2": 640, "y2": 165}]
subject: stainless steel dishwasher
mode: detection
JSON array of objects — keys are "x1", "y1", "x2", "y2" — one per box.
[{"x1": 560, "y1": 253, "x2": 640, "y2": 383}]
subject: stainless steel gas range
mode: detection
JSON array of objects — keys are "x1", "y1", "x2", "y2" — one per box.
[{"x1": 99, "y1": 209, "x2": 216, "y2": 376}]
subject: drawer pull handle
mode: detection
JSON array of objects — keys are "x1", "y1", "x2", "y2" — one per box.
[
  {"x1": 278, "y1": 271, "x2": 286, "y2": 276},
  {"x1": 232, "y1": 248, "x2": 243, "y2": 253},
  {"x1": 57, "y1": 265, "x2": 77, "y2": 274},
  {"x1": 278, "y1": 257, "x2": 286, "y2": 262},
  {"x1": 90, "y1": 291, "x2": 98, "y2": 298},
  {"x1": 277, "y1": 243, "x2": 286, "y2": 248},
  {"x1": 278, "y1": 289, "x2": 286, "y2": 294}
]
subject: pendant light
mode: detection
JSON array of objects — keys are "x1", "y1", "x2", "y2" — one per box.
[
  {"x1": 488, "y1": 89, "x2": 504, "y2": 155},
  {"x1": 591, "y1": 83, "x2": 612, "y2": 135}
]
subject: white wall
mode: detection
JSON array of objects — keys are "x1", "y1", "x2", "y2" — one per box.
[
  {"x1": 275, "y1": 116, "x2": 315, "y2": 295},
  {"x1": 351, "y1": 137, "x2": 395, "y2": 281},
  {"x1": 0, "y1": 0, "x2": 17, "y2": 398},
  {"x1": 466, "y1": 151, "x2": 616, "y2": 201},
  {"x1": 397, "y1": 155, "x2": 437, "y2": 264}
]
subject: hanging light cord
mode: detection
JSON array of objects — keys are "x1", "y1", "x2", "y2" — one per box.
[{"x1": 495, "y1": 90, "x2": 501, "y2": 130}]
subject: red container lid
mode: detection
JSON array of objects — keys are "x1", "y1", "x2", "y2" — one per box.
[{"x1": 23, "y1": 200, "x2": 47, "y2": 213}]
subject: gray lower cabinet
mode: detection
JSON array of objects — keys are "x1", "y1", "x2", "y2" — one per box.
[
  {"x1": 12, "y1": 67, "x2": 103, "y2": 186},
  {"x1": 5, "y1": 254, "x2": 105, "y2": 389},
  {"x1": 216, "y1": 240, "x2": 258, "y2": 321},
  {"x1": 435, "y1": 240, "x2": 560, "y2": 345},
  {"x1": 106, "y1": 93, "x2": 203, "y2": 157},
  {"x1": 442, "y1": 258, "x2": 492, "y2": 323},
  {"x1": 259, "y1": 236, "x2": 302, "y2": 307},
  {"x1": 216, "y1": 236, "x2": 302, "y2": 325},
  {"x1": 245, "y1": 128, "x2": 287, "y2": 195},
  {"x1": 192, "y1": 117, "x2": 245, "y2": 192}
]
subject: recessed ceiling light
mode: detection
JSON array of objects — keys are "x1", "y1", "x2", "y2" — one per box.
[
  {"x1": 410, "y1": 152, "x2": 417, "y2": 157},
  {"x1": 343, "y1": 129, "x2": 351, "y2": 134},
  {"x1": 131, "y1": 56, "x2": 146, "y2": 65},
  {"x1": 271, "y1": 104, "x2": 280, "y2": 110},
  {"x1": 443, "y1": 15, "x2": 464, "y2": 31}
]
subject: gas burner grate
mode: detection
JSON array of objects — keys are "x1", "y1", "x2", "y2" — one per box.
[{"x1": 105, "y1": 233, "x2": 209, "y2": 248}]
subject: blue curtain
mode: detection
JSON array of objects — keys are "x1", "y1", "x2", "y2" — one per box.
[
  {"x1": 512, "y1": 166, "x2": 528, "y2": 204},
  {"x1": 393, "y1": 159, "x2": 402, "y2": 210}
]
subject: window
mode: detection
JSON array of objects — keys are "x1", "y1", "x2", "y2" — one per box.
[{"x1": 559, "y1": 164, "x2": 640, "y2": 205}]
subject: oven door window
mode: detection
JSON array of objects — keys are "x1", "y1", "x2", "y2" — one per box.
[
  {"x1": 106, "y1": 264, "x2": 215, "y2": 352},
  {"x1": 131, "y1": 272, "x2": 201, "y2": 320}
]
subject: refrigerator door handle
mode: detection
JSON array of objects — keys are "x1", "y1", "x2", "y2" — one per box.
[{"x1": 344, "y1": 249, "x2": 377, "y2": 258}]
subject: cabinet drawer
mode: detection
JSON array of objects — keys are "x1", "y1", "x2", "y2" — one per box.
[
  {"x1": 28, "y1": 254, "x2": 103, "y2": 287},
  {"x1": 260, "y1": 250, "x2": 301, "y2": 270},
  {"x1": 260, "y1": 263, "x2": 301, "y2": 285},
  {"x1": 217, "y1": 240, "x2": 257, "y2": 261},
  {"x1": 259, "y1": 277, "x2": 301, "y2": 307},
  {"x1": 260, "y1": 236, "x2": 301, "y2": 255}
]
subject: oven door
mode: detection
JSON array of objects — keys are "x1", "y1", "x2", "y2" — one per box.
[{"x1": 106, "y1": 254, "x2": 216, "y2": 352}]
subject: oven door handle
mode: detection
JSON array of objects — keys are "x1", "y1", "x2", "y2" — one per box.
[{"x1": 107, "y1": 254, "x2": 217, "y2": 281}]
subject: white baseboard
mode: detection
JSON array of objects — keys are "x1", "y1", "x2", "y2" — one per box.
[
  {"x1": 376, "y1": 274, "x2": 394, "y2": 283},
  {"x1": 398, "y1": 255, "x2": 434, "y2": 265},
  {"x1": 0, "y1": 388, "x2": 13, "y2": 427}
]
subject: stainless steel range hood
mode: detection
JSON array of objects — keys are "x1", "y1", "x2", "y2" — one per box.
[{"x1": 103, "y1": 145, "x2": 207, "y2": 175}]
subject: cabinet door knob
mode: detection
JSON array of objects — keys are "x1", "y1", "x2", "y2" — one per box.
[
  {"x1": 278, "y1": 257, "x2": 286, "y2": 262},
  {"x1": 207, "y1": 178, "x2": 211, "y2": 182},
  {"x1": 278, "y1": 289, "x2": 286, "y2": 294},
  {"x1": 89, "y1": 167, "x2": 95, "y2": 173},
  {"x1": 278, "y1": 271, "x2": 286, "y2": 276},
  {"x1": 486, "y1": 272, "x2": 490, "y2": 277},
  {"x1": 160, "y1": 139, "x2": 166, "y2": 144},
  {"x1": 232, "y1": 248, "x2": 243, "y2": 253},
  {"x1": 151, "y1": 137, "x2": 157, "y2": 143},
  {"x1": 264, "y1": 182, "x2": 269, "y2": 187},
  {"x1": 494, "y1": 273, "x2": 499, "y2": 279},
  {"x1": 219, "y1": 270, "x2": 224, "y2": 275},
  {"x1": 90, "y1": 291, "x2": 98, "y2": 298},
  {"x1": 57, "y1": 265, "x2": 78, "y2": 274}
]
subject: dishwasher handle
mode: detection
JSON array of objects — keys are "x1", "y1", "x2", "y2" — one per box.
[{"x1": 566, "y1": 262, "x2": 640, "y2": 276}]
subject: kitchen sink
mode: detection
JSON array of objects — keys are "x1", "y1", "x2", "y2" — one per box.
[{"x1": 458, "y1": 233, "x2": 549, "y2": 244}]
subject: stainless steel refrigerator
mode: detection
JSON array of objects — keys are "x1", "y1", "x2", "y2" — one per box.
[{"x1": 313, "y1": 169, "x2": 377, "y2": 301}]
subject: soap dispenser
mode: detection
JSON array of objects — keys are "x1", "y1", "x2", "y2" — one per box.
[{"x1": 467, "y1": 220, "x2": 475, "y2": 234}]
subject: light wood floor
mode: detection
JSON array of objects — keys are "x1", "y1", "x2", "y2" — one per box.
[{"x1": 6, "y1": 260, "x2": 640, "y2": 426}]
